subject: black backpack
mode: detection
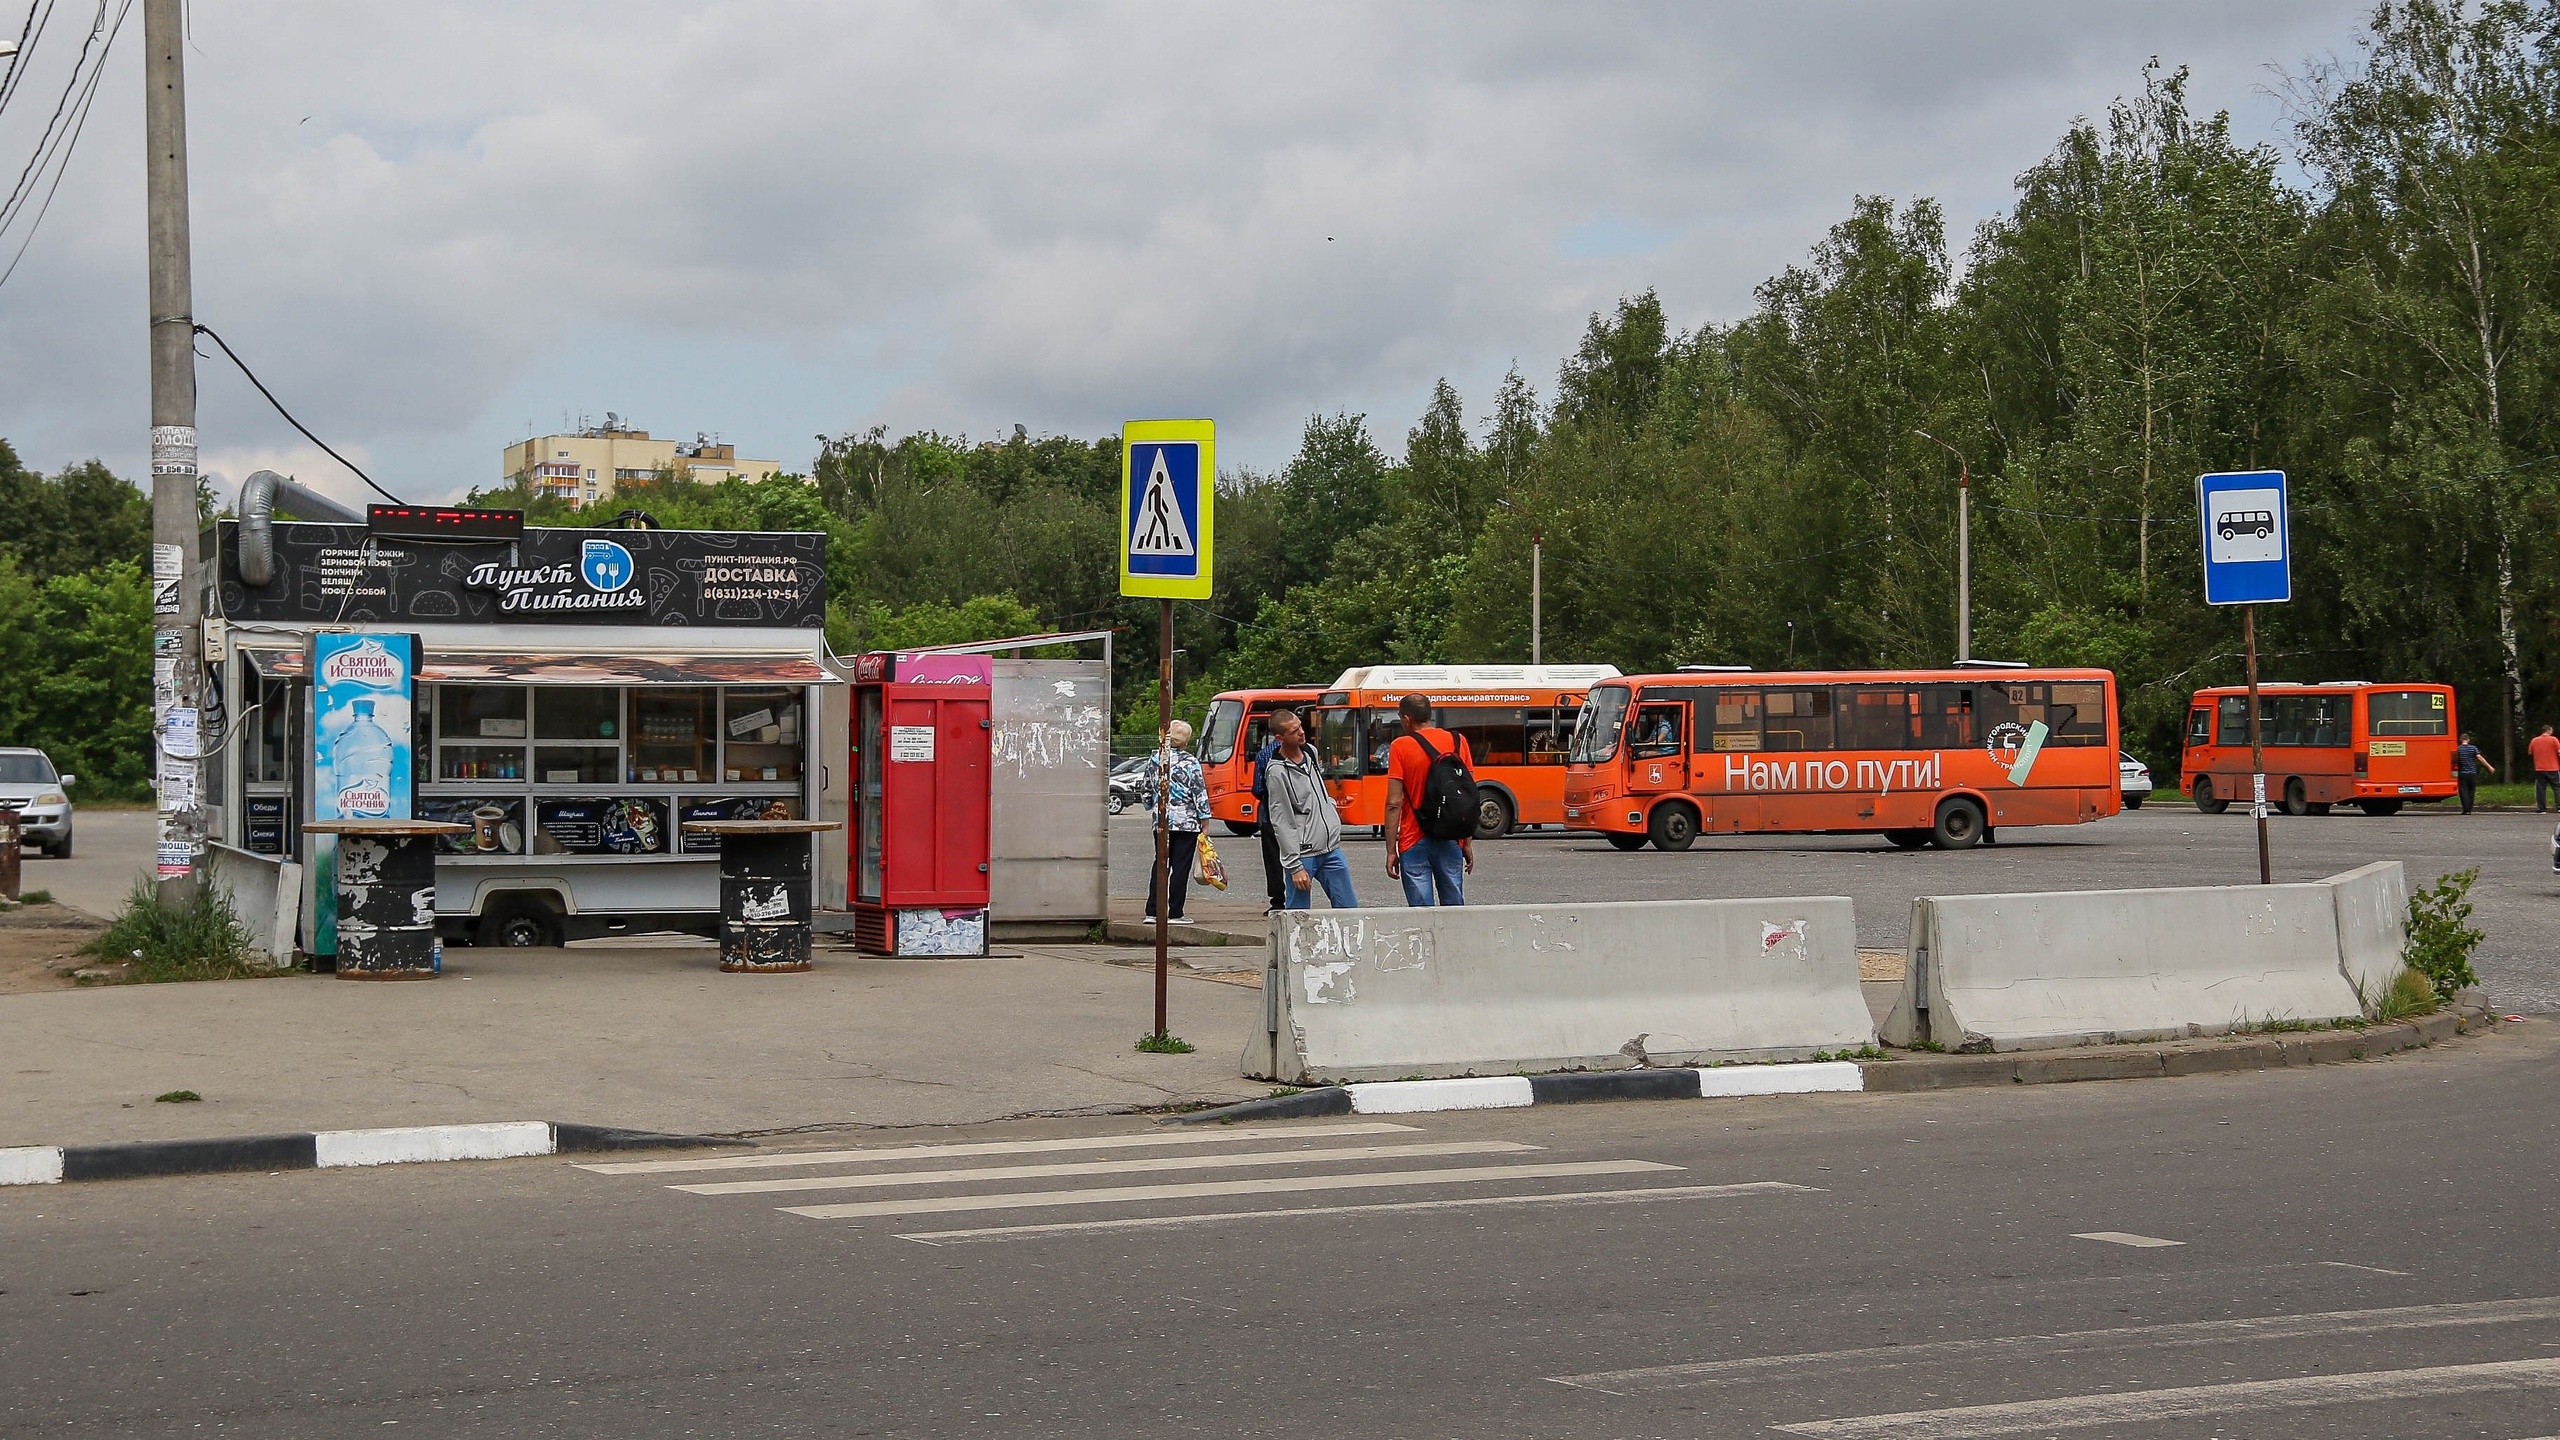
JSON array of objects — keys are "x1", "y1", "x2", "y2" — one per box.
[{"x1": 1411, "y1": 731, "x2": 1481, "y2": 842}]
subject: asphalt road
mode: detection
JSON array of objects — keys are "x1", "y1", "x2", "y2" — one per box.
[
  {"x1": 1114, "y1": 805, "x2": 2560, "y2": 1010},
  {"x1": 7, "y1": 1022, "x2": 2558, "y2": 1436}
]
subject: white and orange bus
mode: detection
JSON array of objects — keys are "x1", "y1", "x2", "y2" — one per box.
[
  {"x1": 1562, "y1": 667, "x2": 2121, "y2": 850},
  {"x1": 1199, "y1": 686, "x2": 1329, "y2": 835},
  {"x1": 2180, "y1": 682, "x2": 2458, "y2": 817},
  {"x1": 1302, "y1": 664, "x2": 1623, "y2": 839}
]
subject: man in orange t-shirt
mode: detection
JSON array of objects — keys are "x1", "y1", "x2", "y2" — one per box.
[
  {"x1": 2531, "y1": 724, "x2": 2560, "y2": 813},
  {"x1": 1382, "y1": 692, "x2": 1474, "y2": 906}
]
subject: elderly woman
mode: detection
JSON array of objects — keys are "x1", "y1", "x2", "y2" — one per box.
[{"x1": 1141, "y1": 719, "x2": 1207, "y2": 925}]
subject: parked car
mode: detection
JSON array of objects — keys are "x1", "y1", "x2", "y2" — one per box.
[
  {"x1": 1108, "y1": 756, "x2": 1149, "y2": 816},
  {"x1": 2119, "y1": 751, "x2": 2153, "y2": 810},
  {"x1": 0, "y1": 747, "x2": 74, "y2": 857}
]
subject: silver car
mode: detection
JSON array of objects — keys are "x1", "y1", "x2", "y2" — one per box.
[{"x1": 0, "y1": 747, "x2": 74, "y2": 857}]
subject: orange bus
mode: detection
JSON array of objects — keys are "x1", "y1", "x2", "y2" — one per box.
[
  {"x1": 1562, "y1": 667, "x2": 2121, "y2": 850},
  {"x1": 1199, "y1": 686, "x2": 1329, "y2": 834},
  {"x1": 1304, "y1": 664, "x2": 1624, "y2": 839},
  {"x1": 2180, "y1": 682, "x2": 2457, "y2": 817}
]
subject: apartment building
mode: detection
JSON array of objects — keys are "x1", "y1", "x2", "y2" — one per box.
[{"x1": 502, "y1": 417, "x2": 787, "y2": 503}]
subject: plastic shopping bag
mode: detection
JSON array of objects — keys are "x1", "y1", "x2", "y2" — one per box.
[{"x1": 1195, "y1": 835, "x2": 1229, "y2": 891}]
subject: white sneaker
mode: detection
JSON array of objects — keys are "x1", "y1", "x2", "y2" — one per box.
[{"x1": 1167, "y1": 916, "x2": 1197, "y2": 925}]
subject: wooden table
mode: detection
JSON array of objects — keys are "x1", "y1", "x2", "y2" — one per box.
[
  {"x1": 678, "y1": 819, "x2": 843, "y2": 972},
  {"x1": 301, "y1": 820, "x2": 471, "y2": 979}
]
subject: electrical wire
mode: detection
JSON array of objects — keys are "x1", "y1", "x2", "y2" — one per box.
[
  {"x1": 0, "y1": 0, "x2": 55, "y2": 118},
  {"x1": 0, "y1": 0, "x2": 118, "y2": 290},
  {"x1": 0, "y1": 0, "x2": 106, "y2": 229},
  {"x1": 1975, "y1": 453, "x2": 2560, "y2": 526},
  {"x1": 191, "y1": 323, "x2": 407, "y2": 505}
]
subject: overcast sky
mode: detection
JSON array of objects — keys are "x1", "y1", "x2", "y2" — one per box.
[{"x1": 0, "y1": 1, "x2": 2375, "y2": 508}]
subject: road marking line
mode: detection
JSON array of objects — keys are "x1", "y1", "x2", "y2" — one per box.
[
  {"x1": 1547, "y1": 1294, "x2": 2560, "y2": 1394},
  {"x1": 894, "y1": 1180, "x2": 1819, "y2": 1244},
  {"x1": 674, "y1": 1141, "x2": 1538, "y2": 1195},
  {"x1": 1770, "y1": 1356, "x2": 2560, "y2": 1437},
  {"x1": 575, "y1": 1121, "x2": 1420, "y2": 1175},
  {"x1": 2321, "y1": 1260, "x2": 2411, "y2": 1275},
  {"x1": 781, "y1": 1159, "x2": 1682, "y2": 1220},
  {"x1": 2072, "y1": 1231, "x2": 2183, "y2": 1248}
]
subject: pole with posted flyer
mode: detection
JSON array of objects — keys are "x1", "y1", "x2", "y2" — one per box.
[
  {"x1": 1119, "y1": 420, "x2": 1215, "y2": 1048},
  {"x1": 2198, "y1": 470, "x2": 2291, "y2": 885}
]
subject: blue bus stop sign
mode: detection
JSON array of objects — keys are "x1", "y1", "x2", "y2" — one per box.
[{"x1": 2199, "y1": 469, "x2": 2290, "y2": 606}]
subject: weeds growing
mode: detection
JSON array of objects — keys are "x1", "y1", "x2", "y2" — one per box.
[
  {"x1": 1134, "y1": 1031, "x2": 1196, "y2": 1055},
  {"x1": 2405, "y1": 869, "x2": 2483, "y2": 1004},
  {"x1": 80, "y1": 879, "x2": 283, "y2": 983}
]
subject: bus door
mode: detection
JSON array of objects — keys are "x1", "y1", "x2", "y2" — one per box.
[
  {"x1": 1624, "y1": 697, "x2": 1688, "y2": 795},
  {"x1": 1313, "y1": 705, "x2": 1381, "y2": 828}
]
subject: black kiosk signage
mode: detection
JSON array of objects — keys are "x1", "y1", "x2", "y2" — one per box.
[{"x1": 203, "y1": 513, "x2": 839, "y2": 953}]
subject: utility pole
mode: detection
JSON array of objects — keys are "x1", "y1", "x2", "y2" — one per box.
[
  {"x1": 1530, "y1": 530, "x2": 1541, "y2": 666},
  {"x1": 145, "y1": 0, "x2": 205, "y2": 900}
]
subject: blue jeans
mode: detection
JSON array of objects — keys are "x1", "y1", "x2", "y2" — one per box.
[
  {"x1": 1398, "y1": 839, "x2": 1466, "y2": 906},
  {"x1": 1283, "y1": 847, "x2": 1359, "y2": 909}
]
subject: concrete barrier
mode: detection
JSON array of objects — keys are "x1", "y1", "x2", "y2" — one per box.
[
  {"x1": 201, "y1": 844, "x2": 304, "y2": 967},
  {"x1": 2323, "y1": 861, "x2": 2411, "y2": 1010},
  {"x1": 1881, "y1": 882, "x2": 2365, "y2": 1053},
  {"x1": 1241, "y1": 898, "x2": 1875, "y2": 1085}
]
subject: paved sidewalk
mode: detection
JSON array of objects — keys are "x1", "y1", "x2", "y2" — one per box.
[{"x1": 0, "y1": 940, "x2": 1265, "y2": 1149}]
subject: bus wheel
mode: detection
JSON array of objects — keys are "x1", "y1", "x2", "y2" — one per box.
[
  {"x1": 2306, "y1": 802, "x2": 2332, "y2": 816},
  {"x1": 1605, "y1": 832, "x2": 1650, "y2": 852},
  {"x1": 1222, "y1": 819, "x2": 1260, "y2": 838},
  {"x1": 2193, "y1": 777, "x2": 2231, "y2": 815},
  {"x1": 1647, "y1": 802, "x2": 1698, "y2": 852},
  {"x1": 2281, "y1": 778, "x2": 2312, "y2": 817},
  {"x1": 1883, "y1": 829, "x2": 1930, "y2": 850},
  {"x1": 2359, "y1": 799, "x2": 2404, "y2": 817},
  {"x1": 1473, "y1": 791, "x2": 1515, "y2": 841},
  {"x1": 1929, "y1": 797, "x2": 1987, "y2": 850}
]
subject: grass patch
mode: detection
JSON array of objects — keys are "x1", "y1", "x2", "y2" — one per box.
[
  {"x1": 1811, "y1": 1044, "x2": 1890, "y2": 1062},
  {"x1": 1264, "y1": 1086, "x2": 1304, "y2": 1099},
  {"x1": 14, "y1": 888, "x2": 52, "y2": 906},
  {"x1": 154, "y1": 1090, "x2": 201, "y2": 1103},
  {"x1": 1901, "y1": 1039, "x2": 1951, "y2": 1054},
  {"x1": 2372, "y1": 965, "x2": 2442, "y2": 1023},
  {"x1": 1134, "y1": 1031, "x2": 1196, "y2": 1054},
  {"x1": 79, "y1": 879, "x2": 285, "y2": 983}
]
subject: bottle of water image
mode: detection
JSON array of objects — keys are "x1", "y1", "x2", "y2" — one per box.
[{"x1": 333, "y1": 700, "x2": 395, "y2": 816}]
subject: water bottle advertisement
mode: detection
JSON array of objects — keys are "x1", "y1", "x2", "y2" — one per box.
[{"x1": 306, "y1": 632, "x2": 422, "y2": 955}]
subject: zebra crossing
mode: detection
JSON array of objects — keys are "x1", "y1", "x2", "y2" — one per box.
[{"x1": 573, "y1": 1120, "x2": 1819, "y2": 1244}]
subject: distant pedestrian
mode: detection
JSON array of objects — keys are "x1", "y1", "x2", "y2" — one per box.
[
  {"x1": 1263, "y1": 710, "x2": 1357, "y2": 911},
  {"x1": 2531, "y1": 724, "x2": 2560, "y2": 814},
  {"x1": 1142, "y1": 719, "x2": 1205, "y2": 925},
  {"x1": 1251, "y1": 724, "x2": 1287, "y2": 912},
  {"x1": 2453, "y1": 730, "x2": 2496, "y2": 815},
  {"x1": 1382, "y1": 693, "x2": 1475, "y2": 906}
]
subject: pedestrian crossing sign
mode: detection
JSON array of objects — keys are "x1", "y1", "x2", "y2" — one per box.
[{"x1": 1119, "y1": 419, "x2": 1214, "y2": 599}]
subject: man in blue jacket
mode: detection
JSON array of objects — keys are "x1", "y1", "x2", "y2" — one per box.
[{"x1": 1252, "y1": 723, "x2": 1287, "y2": 912}]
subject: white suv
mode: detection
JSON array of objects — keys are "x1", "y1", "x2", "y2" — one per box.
[{"x1": 0, "y1": 748, "x2": 74, "y2": 858}]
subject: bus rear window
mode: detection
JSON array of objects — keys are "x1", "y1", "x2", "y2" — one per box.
[
  {"x1": 1569, "y1": 687, "x2": 1630, "y2": 764},
  {"x1": 2368, "y1": 690, "x2": 2449, "y2": 736},
  {"x1": 1200, "y1": 699, "x2": 1244, "y2": 764}
]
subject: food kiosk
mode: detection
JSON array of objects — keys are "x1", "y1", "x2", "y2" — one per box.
[{"x1": 197, "y1": 509, "x2": 845, "y2": 951}]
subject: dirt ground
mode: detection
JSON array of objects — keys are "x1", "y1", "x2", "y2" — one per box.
[{"x1": 0, "y1": 901, "x2": 116, "y2": 994}]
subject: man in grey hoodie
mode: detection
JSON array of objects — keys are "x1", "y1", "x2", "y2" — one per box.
[{"x1": 1263, "y1": 709, "x2": 1358, "y2": 909}]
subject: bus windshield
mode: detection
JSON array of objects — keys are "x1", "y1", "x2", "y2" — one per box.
[
  {"x1": 1570, "y1": 685, "x2": 1630, "y2": 763},
  {"x1": 1199, "y1": 699, "x2": 1244, "y2": 763},
  {"x1": 1318, "y1": 709, "x2": 1365, "y2": 780}
]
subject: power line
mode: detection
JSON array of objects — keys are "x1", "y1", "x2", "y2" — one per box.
[
  {"x1": 191, "y1": 323, "x2": 408, "y2": 505},
  {"x1": 0, "y1": 0, "x2": 117, "y2": 289},
  {"x1": 0, "y1": 0, "x2": 107, "y2": 229},
  {"x1": 0, "y1": 0, "x2": 58, "y2": 120}
]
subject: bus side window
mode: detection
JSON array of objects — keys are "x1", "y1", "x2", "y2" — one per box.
[
  {"x1": 1448, "y1": 706, "x2": 1528, "y2": 766},
  {"x1": 1918, "y1": 685, "x2": 1976, "y2": 748},
  {"x1": 1762, "y1": 688, "x2": 1832, "y2": 751},
  {"x1": 1707, "y1": 689, "x2": 1762, "y2": 752},
  {"x1": 2186, "y1": 708, "x2": 2212, "y2": 747},
  {"x1": 1629, "y1": 702, "x2": 1685, "y2": 758},
  {"x1": 2046, "y1": 683, "x2": 2107, "y2": 746},
  {"x1": 1837, "y1": 686, "x2": 1917, "y2": 750},
  {"x1": 2217, "y1": 696, "x2": 2248, "y2": 746}
]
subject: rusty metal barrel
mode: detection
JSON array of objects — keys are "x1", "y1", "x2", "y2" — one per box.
[{"x1": 681, "y1": 819, "x2": 842, "y2": 973}]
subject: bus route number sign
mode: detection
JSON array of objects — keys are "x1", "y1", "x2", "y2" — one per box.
[
  {"x1": 2198, "y1": 469, "x2": 2289, "y2": 606},
  {"x1": 1119, "y1": 419, "x2": 1215, "y2": 600}
]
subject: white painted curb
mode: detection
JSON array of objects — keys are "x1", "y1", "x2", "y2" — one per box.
[
  {"x1": 1697, "y1": 1061, "x2": 1864, "y2": 1098},
  {"x1": 314, "y1": 1121, "x2": 558, "y2": 1169},
  {"x1": 1349, "y1": 1076, "x2": 1536, "y2": 1114},
  {"x1": 0, "y1": 1146, "x2": 65, "y2": 1186}
]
